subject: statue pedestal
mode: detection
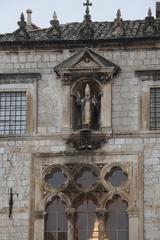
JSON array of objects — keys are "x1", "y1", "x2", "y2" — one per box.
[{"x1": 66, "y1": 129, "x2": 107, "y2": 150}]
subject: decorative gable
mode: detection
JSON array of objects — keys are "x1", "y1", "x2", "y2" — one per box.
[{"x1": 54, "y1": 47, "x2": 120, "y2": 84}]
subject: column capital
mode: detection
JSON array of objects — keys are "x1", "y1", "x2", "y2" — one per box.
[
  {"x1": 65, "y1": 208, "x2": 76, "y2": 220},
  {"x1": 127, "y1": 207, "x2": 139, "y2": 217},
  {"x1": 35, "y1": 210, "x2": 46, "y2": 219},
  {"x1": 96, "y1": 208, "x2": 107, "y2": 217}
]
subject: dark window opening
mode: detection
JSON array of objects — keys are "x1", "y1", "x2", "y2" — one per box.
[
  {"x1": 75, "y1": 166, "x2": 98, "y2": 189},
  {"x1": 45, "y1": 168, "x2": 67, "y2": 189},
  {"x1": 105, "y1": 167, "x2": 128, "y2": 187},
  {"x1": 75, "y1": 199, "x2": 99, "y2": 240},
  {"x1": 150, "y1": 88, "x2": 160, "y2": 130},
  {"x1": 45, "y1": 197, "x2": 68, "y2": 240},
  {"x1": 105, "y1": 196, "x2": 129, "y2": 240},
  {"x1": 0, "y1": 91, "x2": 27, "y2": 134}
]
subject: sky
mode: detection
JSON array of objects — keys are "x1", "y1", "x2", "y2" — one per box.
[{"x1": 0, "y1": 0, "x2": 156, "y2": 34}]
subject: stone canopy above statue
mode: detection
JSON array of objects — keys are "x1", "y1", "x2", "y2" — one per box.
[
  {"x1": 54, "y1": 47, "x2": 120, "y2": 84},
  {"x1": 55, "y1": 48, "x2": 120, "y2": 150}
]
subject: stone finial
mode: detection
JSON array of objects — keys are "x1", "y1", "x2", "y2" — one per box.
[
  {"x1": 26, "y1": 9, "x2": 32, "y2": 26},
  {"x1": 79, "y1": 0, "x2": 94, "y2": 39},
  {"x1": 115, "y1": 9, "x2": 123, "y2": 22},
  {"x1": 15, "y1": 12, "x2": 30, "y2": 40},
  {"x1": 111, "y1": 9, "x2": 124, "y2": 37},
  {"x1": 53, "y1": 11, "x2": 57, "y2": 21},
  {"x1": 50, "y1": 11, "x2": 59, "y2": 27},
  {"x1": 148, "y1": 8, "x2": 152, "y2": 17},
  {"x1": 117, "y1": 9, "x2": 121, "y2": 20},
  {"x1": 17, "y1": 13, "x2": 26, "y2": 28},
  {"x1": 145, "y1": 7, "x2": 154, "y2": 21},
  {"x1": 47, "y1": 11, "x2": 61, "y2": 39},
  {"x1": 143, "y1": 7, "x2": 156, "y2": 36}
]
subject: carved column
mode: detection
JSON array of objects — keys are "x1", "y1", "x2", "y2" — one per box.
[
  {"x1": 127, "y1": 207, "x2": 139, "y2": 240},
  {"x1": 34, "y1": 210, "x2": 46, "y2": 240},
  {"x1": 96, "y1": 208, "x2": 107, "y2": 240},
  {"x1": 65, "y1": 208, "x2": 75, "y2": 240},
  {"x1": 101, "y1": 82, "x2": 112, "y2": 133},
  {"x1": 62, "y1": 84, "x2": 71, "y2": 131}
]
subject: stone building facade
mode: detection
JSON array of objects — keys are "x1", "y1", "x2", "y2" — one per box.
[{"x1": 0, "y1": 2, "x2": 160, "y2": 240}]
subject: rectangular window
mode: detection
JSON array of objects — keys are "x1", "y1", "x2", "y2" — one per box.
[
  {"x1": 150, "y1": 88, "x2": 160, "y2": 130},
  {"x1": 0, "y1": 91, "x2": 27, "y2": 134}
]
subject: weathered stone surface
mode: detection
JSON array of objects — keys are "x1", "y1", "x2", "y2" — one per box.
[{"x1": 0, "y1": 34, "x2": 160, "y2": 240}]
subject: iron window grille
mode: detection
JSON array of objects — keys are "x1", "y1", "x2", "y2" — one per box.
[{"x1": 0, "y1": 91, "x2": 27, "y2": 134}]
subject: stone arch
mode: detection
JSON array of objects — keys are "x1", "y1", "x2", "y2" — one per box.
[
  {"x1": 72, "y1": 192, "x2": 101, "y2": 208},
  {"x1": 71, "y1": 77, "x2": 103, "y2": 96},
  {"x1": 43, "y1": 192, "x2": 72, "y2": 210},
  {"x1": 103, "y1": 194, "x2": 129, "y2": 240},
  {"x1": 102, "y1": 191, "x2": 129, "y2": 209}
]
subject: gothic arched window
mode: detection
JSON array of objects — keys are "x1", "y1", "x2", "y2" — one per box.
[
  {"x1": 42, "y1": 163, "x2": 131, "y2": 240},
  {"x1": 105, "y1": 196, "x2": 129, "y2": 240},
  {"x1": 75, "y1": 198, "x2": 99, "y2": 240},
  {"x1": 45, "y1": 197, "x2": 68, "y2": 240}
]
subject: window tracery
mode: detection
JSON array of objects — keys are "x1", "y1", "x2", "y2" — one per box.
[
  {"x1": 105, "y1": 166, "x2": 128, "y2": 188},
  {"x1": 42, "y1": 163, "x2": 131, "y2": 240}
]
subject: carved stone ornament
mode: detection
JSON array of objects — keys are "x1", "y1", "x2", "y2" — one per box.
[
  {"x1": 66, "y1": 130, "x2": 107, "y2": 150},
  {"x1": 47, "y1": 11, "x2": 61, "y2": 39},
  {"x1": 143, "y1": 8, "x2": 156, "y2": 36},
  {"x1": 35, "y1": 210, "x2": 46, "y2": 219},
  {"x1": 54, "y1": 47, "x2": 120, "y2": 82},
  {"x1": 42, "y1": 164, "x2": 70, "y2": 192},
  {"x1": 72, "y1": 163, "x2": 100, "y2": 192},
  {"x1": 14, "y1": 13, "x2": 30, "y2": 40},
  {"x1": 111, "y1": 9, "x2": 125, "y2": 38},
  {"x1": 79, "y1": 19, "x2": 94, "y2": 39},
  {"x1": 65, "y1": 208, "x2": 76, "y2": 221},
  {"x1": 55, "y1": 48, "x2": 120, "y2": 150},
  {"x1": 79, "y1": 0, "x2": 94, "y2": 39},
  {"x1": 100, "y1": 162, "x2": 130, "y2": 201}
]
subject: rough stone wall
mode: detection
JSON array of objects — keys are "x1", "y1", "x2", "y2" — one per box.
[{"x1": 0, "y1": 47, "x2": 160, "y2": 240}]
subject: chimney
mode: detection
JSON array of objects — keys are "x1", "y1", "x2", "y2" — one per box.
[
  {"x1": 26, "y1": 9, "x2": 32, "y2": 26},
  {"x1": 156, "y1": 1, "x2": 160, "y2": 18}
]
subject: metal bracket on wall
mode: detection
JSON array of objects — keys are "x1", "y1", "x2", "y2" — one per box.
[{"x1": 8, "y1": 187, "x2": 18, "y2": 219}]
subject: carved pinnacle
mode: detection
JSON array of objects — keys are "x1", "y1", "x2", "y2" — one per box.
[
  {"x1": 116, "y1": 9, "x2": 121, "y2": 20},
  {"x1": 148, "y1": 8, "x2": 152, "y2": 17}
]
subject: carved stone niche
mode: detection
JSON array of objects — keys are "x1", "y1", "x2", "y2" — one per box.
[{"x1": 54, "y1": 48, "x2": 120, "y2": 150}]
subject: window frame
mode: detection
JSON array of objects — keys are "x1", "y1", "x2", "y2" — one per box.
[
  {"x1": 149, "y1": 87, "x2": 160, "y2": 130},
  {"x1": 0, "y1": 73, "x2": 40, "y2": 135},
  {"x1": 32, "y1": 153, "x2": 143, "y2": 240},
  {"x1": 105, "y1": 196, "x2": 129, "y2": 240},
  {"x1": 136, "y1": 70, "x2": 160, "y2": 132},
  {"x1": 0, "y1": 90, "x2": 27, "y2": 134}
]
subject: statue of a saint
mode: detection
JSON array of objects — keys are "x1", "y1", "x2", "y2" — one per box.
[{"x1": 76, "y1": 83, "x2": 99, "y2": 129}]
